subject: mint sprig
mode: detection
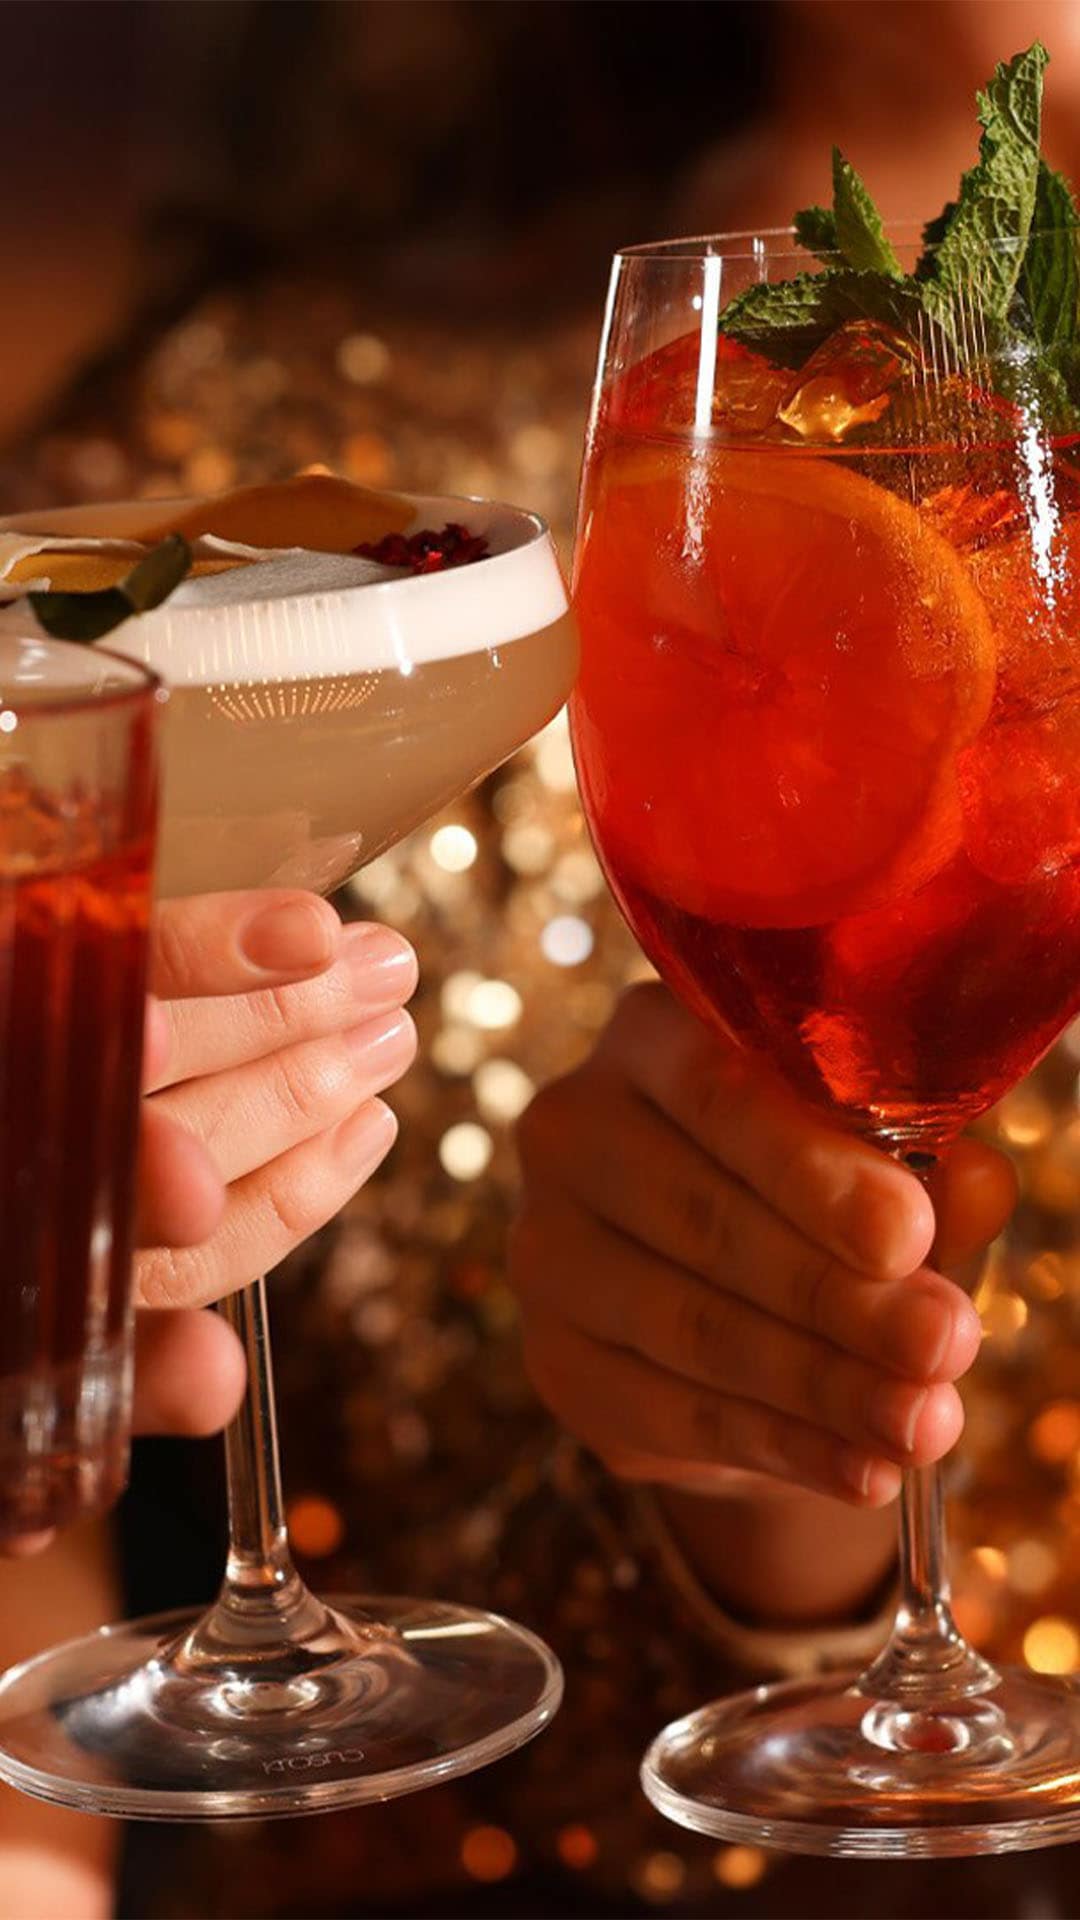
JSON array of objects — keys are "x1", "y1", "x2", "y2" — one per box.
[
  {"x1": 1018, "y1": 160, "x2": 1080, "y2": 347},
  {"x1": 792, "y1": 151, "x2": 904, "y2": 279},
  {"x1": 722, "y1": 269, "x2": 939, "y2": 368},
  {"x1": 29, "y1": 535, "x2": 192, "y2": 644},
  {"x1": 722, "y1": 42, "x2": 1080, "y2": 422},
  {"x1": 832, "y1": 151, "x2": 904, "y2": 278},
  {"x1": 922, "y1": 42, "x2": 1047, "y2": 328}
]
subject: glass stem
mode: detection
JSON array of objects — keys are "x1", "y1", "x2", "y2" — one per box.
[
  {"x1": 170, "y1": 1279, "x2": 334, "y2": 1666},
  {"x1": 861, "y1": 1150, "x2": 998, "y2": 1716},
  {"x1": 218, "y1": 1279, "x2": 295, "y2": 1594}
]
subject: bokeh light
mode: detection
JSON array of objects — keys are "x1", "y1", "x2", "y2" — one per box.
[
  {"x1": 461, "y1": 1826, "x2": 518, "y2": 1883},
  {"x1": 430, "y1": 824, "x2": 478, "y2": 872},
  {"x1": 439, "y1": 1122, "x2": 494, "y2": 1181},
  {"x1": 286, "y1": 1495, "x2": 345, "y2": 1559},
  {"x1": 1023, "y1": 1617, "x2": 1080, "y2": 1674},
  {"x1": 713, "y1": 1844, "x2": 767, "y2": 1889}
]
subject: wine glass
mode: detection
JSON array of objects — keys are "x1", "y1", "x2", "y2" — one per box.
[
  {"x1": 0, "y1": 490, "x2": 574, "y2": 1817},
  {"x1": 570, "y1": 231, "x2": 1080, "y2": 1855}
]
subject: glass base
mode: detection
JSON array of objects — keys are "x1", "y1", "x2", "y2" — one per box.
[
  {"x1": 642, "y1": 1665, "x2": 1080, "y2": 1857},
  {"x1": 0, "y1": 1596, "x2": 563, "y2": 1820}
]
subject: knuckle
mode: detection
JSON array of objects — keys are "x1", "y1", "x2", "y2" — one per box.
[
  {"x1": 681, "y1": 1048, "x2": 739, "y2": 1142},
  {"x1": 770, "y1": 1134, "x2": 823, "y2": 1216},
  {"x1": 151, "y1": 909, "x2": 196, "y2": 997},
  {"x1": 797, "y1": 1339, "x2": 839, "y2": 1428},
  {"x1": 672, "y1": 1171, "x2": 735, "y2": 1270},
  {"x1": 674, "y1": 1286, "x2": 735, "y2": 1379},
  {"x1": 272, "y1": 1045, "x2": 343, "y2": 1131},
  {"x1": 254, "y1": 983, "x2": 300, "y2": 1048},
  {"x1": 794, "y1": 1245, "x2": 840, "y2": 1339},
  {"x1": 261, "y1": 1162, "x2": 327, "y2": 1245},
  {"x1": 135, "y1": 1244, "x2": 211, "y2": 1312}
]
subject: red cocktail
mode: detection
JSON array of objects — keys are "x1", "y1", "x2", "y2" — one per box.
[
  {"x1": 570, "y1": 216, "x2": 1080, "y2": 1854},
  {"x1": 0, "y1": 643, "x2": 157, "y2": 1538},
  {"x1": 575, "y1": 416, "x2": 1080, "y2": 1147}
]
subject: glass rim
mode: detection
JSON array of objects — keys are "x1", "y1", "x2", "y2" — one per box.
[
  {"x1": 615, "y1": 221, "x2": 1071, "y2": 264},
  {"x1": 0, "y1": 633, "x2": 164, "y2": 725}
]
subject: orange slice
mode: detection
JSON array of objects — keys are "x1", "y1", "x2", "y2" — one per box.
[
  {"x1": 139, "y1": 473, "x2": 412, "y2": 552},
  {"x1": 572, "y1": 442, "x2": 997, "y2": 928},
  {"x1": 3, "y1": 475, "x2": 414, "y2": 596}
]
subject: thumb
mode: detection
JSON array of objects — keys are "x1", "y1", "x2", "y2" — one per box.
[{"x1": 928, "y1": 1137, "x2": 1019, "y2": 1274}]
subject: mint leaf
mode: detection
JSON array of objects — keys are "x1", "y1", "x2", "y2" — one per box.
[
  {"x1": 719, "y1": 39, "x2": 1080, "y2": 427},
  {"x1": 923, "y1": 43, "x2": 1048, "y2": 330},
  {"x1": 919, "y1": 203, "x2": 957, "y2": 266},
  {"x1": 831, "y1": 150, "x2": 903, "y2": 276},
  {"x1": 1016, "y1": 159, "x2": 1080, "y2": 346},
  {"x1": 793, "y1": 204, "x2": 838, "y2": 262},
  {"x1": 722, "y1": 269, "x2": 939, "y2": 365},
  {"x1": 29, "y1": 535, "x2": 192, "y2": 644}
]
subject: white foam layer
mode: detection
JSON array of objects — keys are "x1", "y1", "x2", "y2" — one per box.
[{"x1": 0, "y1": 493, "x2": 569, "y2": 684}]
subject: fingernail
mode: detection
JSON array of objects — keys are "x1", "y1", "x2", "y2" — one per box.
[
  {"x1": 343, "y1": 922, "x2": 418, "y2": 993},
  {"x1": 344, "y1": 1009, "x2": 416, "y2": 1065},
  {"x1": 867, "y1": 1382, "x2": 927, "y2": 1455},
  {"x1": 334, "y1": 1098, "x2": 398, "y2": 1168},
  {"x1": 241, "y1": 899, "x2": 335, "y2": 973},
  {"x1": 838, "y1": 1449, "x2": 902, "y2": 1505}
]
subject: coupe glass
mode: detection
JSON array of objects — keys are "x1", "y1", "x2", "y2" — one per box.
[
  {"x1": 570, "y1": 232, "x2": 1080, "y2": 1855},
  {"x1": 0, "y1": 491, "x2": 574, "y2": 1817}
]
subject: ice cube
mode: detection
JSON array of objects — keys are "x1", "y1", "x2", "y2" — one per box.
[
  {"x1": 961, "y1": 701, "x2": 1080, "y2": 886},
  {"x1": 970, "y1": 508, "x2": 1080, "y2": 719},
  {"x1": 605, "y1": 331, "x2": 789, "y2": 438},
  {"x1": 711, "y1": 338, "x2": 791, "y2": 437},
  {"x1": 777, "y1": 321, "x2": 918, "y2": 444}
]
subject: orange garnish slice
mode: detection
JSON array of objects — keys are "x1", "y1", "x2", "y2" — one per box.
[
  {"x1": 3, "y1": 475, "x2": 414, "y2": 595},
  {"x1": 573, "y1": 443, "x2": 997, "y2": 928},
  {"x1": 139, "y1": 473, "x2": 411, "y2": 553}
]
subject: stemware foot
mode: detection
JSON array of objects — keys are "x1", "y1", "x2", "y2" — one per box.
[
  {"x1": 0, "y1": 1595, "x2": 562, "y2": 1820},
  {"x1": 642, "y1": 1665, "x2": 1080, "y2": 1857}
]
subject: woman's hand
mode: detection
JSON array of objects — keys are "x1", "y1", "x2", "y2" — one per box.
[
  {"x1": 512, "y1": 984, "x2": 1017, "y2": 1509},
  {"x1": 132, "y1": 889, "x2": 417, "y2": 1439}
]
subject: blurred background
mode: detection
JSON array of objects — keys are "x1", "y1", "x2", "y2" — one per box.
[{"x1": 4, "y1": 3, "x2": 1080, "y2": 1916}]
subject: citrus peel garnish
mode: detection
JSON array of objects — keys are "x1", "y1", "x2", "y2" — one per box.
[{"x1": 573, "y1": 443, "x2": 998, "y2": 928}]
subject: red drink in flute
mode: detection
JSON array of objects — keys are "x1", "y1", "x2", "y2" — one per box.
[{"x1": 0, "y1": 644, "x2": 158, "y2": 1538}]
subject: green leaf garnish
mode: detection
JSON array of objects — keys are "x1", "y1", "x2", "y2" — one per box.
[
  {"x1": 917, "y1": 203, "x2": 957, "y2": 271},
  {"x1": 721, "y1": 40, "x2": 1080, "y2": 428},
  {"x1": 831, "y1": 150, "x2": 903, "y2": 278},
  {"x1": 923, "y1": 42, "x2": 1047, "y2": 326},
  {"x1": 792, "y1": 205, "x2": 838, "y2": 263},
  {"x1": 28, "y1": 534, "x2": 192, "y2": 643},
  {"x1": 722, "y1": 270, "x2": 941, "y2": 369},
  {"x1": 1017, "y1": 160, "x2": 1080, "y2": 347}
]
